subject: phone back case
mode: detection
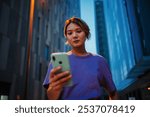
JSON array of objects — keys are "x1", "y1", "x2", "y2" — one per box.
[{"x1": 51, "y1": 52, "x2": 73, "y2": 87}]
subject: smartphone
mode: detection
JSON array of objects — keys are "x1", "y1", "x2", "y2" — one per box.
[{"x1": 51, "y1": 52, "x2": 73, "y2": 87}]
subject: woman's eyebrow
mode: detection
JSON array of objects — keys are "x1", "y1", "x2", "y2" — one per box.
[{"x1": 67, "y1": 28, "x2": 81, "y2": 32}]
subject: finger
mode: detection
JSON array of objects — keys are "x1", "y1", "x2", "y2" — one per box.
[
  {"x1": 55, "y1": 71, "x2": 70, "y2": 79},
  {"x1": 50, "y1": 66, "x2": 62, "y2": 78},
  {"x1": 52, "y1": 75, "x2": 72, "y2": 90},
  {"x1": 47, "y1": 84, "x2": 53, "y2": 92},
  {"x1": 54, "y1": 78, "x2": 71, "y2": 90},
  {"x1": 49, "y1": 66, "x2": 61, "y2": 81},
  {"x1": 53, "y1": 85, "x2": 63, "y2": 91},
  {"x1": 54, "y1": 74, "x2": 72, "y2": 86},
  {"x1": 51, "y1": 71, "x2": 71, "y2": 82}
]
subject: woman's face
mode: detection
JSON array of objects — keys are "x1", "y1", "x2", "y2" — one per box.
[{"x1": 66, "y1": 23, "x2": 86, "y2": 48}]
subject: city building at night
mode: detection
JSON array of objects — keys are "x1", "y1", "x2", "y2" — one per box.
[
  {"x1": 94, "y1": 0, "x2": 110, "y2": 64},
  {"x1": 0, "y1": 0, "x2": 31, "y2": 100},
  {"x1": 95, "y1": 0, "x2": 150, "y2": 99},
  {"x1": 0, "y1": 0, "x2": 80, "y2": 99}
]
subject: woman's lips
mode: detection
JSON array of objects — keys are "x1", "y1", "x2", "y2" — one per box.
[{"x1": 73, "y1": 40, "x2": 80, "y2": 43}]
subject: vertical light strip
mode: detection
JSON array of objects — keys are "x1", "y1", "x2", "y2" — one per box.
[{"x1": 25, "y1": 0, "x2": 35, "y2": 99}]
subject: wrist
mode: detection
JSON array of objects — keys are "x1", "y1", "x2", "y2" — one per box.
[{"x1": 47, "y1": 83, "x2": 62, "y2": 100}]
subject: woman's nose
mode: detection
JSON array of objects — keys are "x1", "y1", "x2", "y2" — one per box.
[{"x1": 72, "y1": 32, "x2": 77, "y2": 38}]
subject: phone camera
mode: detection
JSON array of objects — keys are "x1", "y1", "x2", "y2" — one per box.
[
  {"x1": 59, "y1": 61, "x2": 62, "y2": 64},
  {"x1": 52, "y1": 56, "x2": 55, "y2": 61}
]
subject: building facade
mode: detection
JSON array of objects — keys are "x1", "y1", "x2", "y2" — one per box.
[
  {"x1": 94, "y1": 0, "x2": 110, "y2": 64},
  {"x1": 29, "y1": 0, "x2": 80, "y2": 99},
  {"x1": 0, "y1": 0, "x2": 30, "y2": 100},
  {"x1": 0, "y1": 0, "x2": 80, "y2": 99},
  {"x1": 95, "y1": 0, "x2": 150, "y2": 99}
]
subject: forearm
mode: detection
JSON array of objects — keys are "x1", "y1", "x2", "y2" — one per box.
[
  {"x1": 47, "y1": 91, "x2": 61, "y2": 100},
  {"x1": 109, "y1": 91, "x2": 119, "y2": 100}
]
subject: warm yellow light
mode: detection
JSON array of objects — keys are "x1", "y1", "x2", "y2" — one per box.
[{"x1": 148, "y1": 87, "x2": 150, "y2": 90}]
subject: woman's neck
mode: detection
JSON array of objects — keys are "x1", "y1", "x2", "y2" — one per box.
[{"x1": 70, "y1": 47, "x2": 88, "y2": 56}]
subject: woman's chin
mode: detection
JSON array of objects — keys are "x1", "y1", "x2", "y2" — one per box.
[{"x1": 72, "y1": 44, "x2": 82, "y2": 48}]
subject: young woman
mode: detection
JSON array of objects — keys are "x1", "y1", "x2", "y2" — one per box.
[{"x1": 43, "y1": 17, "x2": 118, "y2": 100}]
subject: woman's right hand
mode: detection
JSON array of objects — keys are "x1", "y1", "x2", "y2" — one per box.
[{"x1": 47, "y1": 66, "x2": 72, "y2": 100}]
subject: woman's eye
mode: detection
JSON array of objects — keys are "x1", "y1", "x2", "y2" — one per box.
[
  {"x1": 67, "y1": 32, "x2": 72, "y2": 35},
  {"x1": 76, "y1": 30, "x2": 82, "y2": 33}
]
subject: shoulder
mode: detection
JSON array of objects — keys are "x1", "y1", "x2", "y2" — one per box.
[
  {"x1": 90, "y1": 53, "x2": 106, "y2": 61},
  {"x1": 90, "y1": 53, "x2": 109, "y2": 65}
]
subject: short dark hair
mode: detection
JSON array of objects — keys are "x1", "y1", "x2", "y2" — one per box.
[{"x1": 64, "y1": 17, "x2": 91, "y2": 39}]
